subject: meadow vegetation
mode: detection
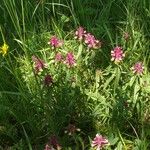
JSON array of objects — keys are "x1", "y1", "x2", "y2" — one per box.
[{"x1": 0, "y1": 0, "x2": 150, "y2": 149}]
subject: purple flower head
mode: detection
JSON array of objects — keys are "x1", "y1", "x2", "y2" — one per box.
[
  {"x1": 75, "y1": 27, "x2": 86, "y2": 41},
  {"x1": 65, "y1": 52, "x2": 76, "y2": 67},
  {"x1": 111, "y1": 46, "x2": 125, "y2": 63},
  {"x1": 44, "y1": 75, "x2": 53, "y2": 86},
  {"x1": 84, "y1": 33, "x2": 101, "y2": 49},
  {"x1": 48, "y1": 36, "x2": 63, "y2": 49},
  {"x1": 49, "y1": 135, "x2": 61, "y2": 150},
  {"x1": 32, "y1": 55, "x2": 47, "y2": 74},
  {"x1": 55, "y1": 52, "x2": 62, "y2": 62},
  {"x1": 91, "y1": 134, "x2": 109, "y2": 150},
  {"x1": 132, "y1": 62, "x2": 144, "y2": 75}
]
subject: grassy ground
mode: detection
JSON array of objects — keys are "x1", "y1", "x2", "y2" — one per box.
[{"x1": 0, "y1": 0, "x2": 150, "y2": 149}]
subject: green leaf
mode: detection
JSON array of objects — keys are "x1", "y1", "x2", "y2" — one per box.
[
  {"x1": 61, "y1": 15, "x2": 70, "y2": 23},
  {"x1": 22, "y1": 125, "x2": 33, "y2": 150},
  {"x1": 133, "y1": 80, "x2": 140, "y2": 104},
  {"x1": 114, "y1": 67, "x2": 121, "y2": 91},
  {"x1": 129, "y1": 76, "x2": 136, "y2": 87},
  {"x1": 76, "y1": 44, "x2": 83, "y2": 59},
  {"x1": 109, "y1": 137, "x2": 119, "y2": 145},
  {"x1": 117, "y1": 141, "x2": 123, "y2": 150},
  {"x1": 103, "y1": 74, "x2": 115, "y2": 90}
]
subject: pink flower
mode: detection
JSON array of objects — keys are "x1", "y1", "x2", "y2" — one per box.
[
  {"x1": 84, "y1": 33, "x2": 101, "y2": 49},
  {"x1": 65, "y1": 52, "x2": 76, "y2": 67},
  {"x1": 32, "y1": 55, "x2": 47, "y2": 74},
  {"x1": 44, "y1": 144, "x2": 52, "y2": 150},
  {"x1": 91, "y1": 134, "x2": 109, "y2": 150},
  {"x1": 44, "y1": 135, "x2": 61, "y2": 150},
  {"x1": 131, "y1": 62, "x2": 144, "y2": 75},
  {"x1": 55, "y1": 52, "x2": 62, "y2": 62},
  {"x1": 44, "y1": 75, "x2": 53, "y2": 86},
  {"x1": 75, "y1": 27, "x2": 86, "y2": 41},
  {"x1": 49, "y1": 135, "x2": 61, "y2": 150},
  {"x1": 111, "y1": 46, "x2": 125, "y2": 63},
  {"x1": 44, "y1": 144, "x2": 55, "y2": 150},
  {"x1": 48, "y1": 36, "x2": 63, "y2": 49}
]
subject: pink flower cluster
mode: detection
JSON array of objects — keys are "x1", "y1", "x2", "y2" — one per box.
[
  {"x1": 75, "y1": 27, "x2": 101, "y2": 49},
  {"x1": 32, "y1": 55, "x2": 53, "y2": 86},
  {"x1": 132, "y1": 62, "x2": 144, "y2": 75},
  {"x1": 75, "y1": 27, "x2": 86, "y2": 41},
  {"x1": 55, "y1": 52, "x2": 76, "y2": 67},
  {"x1": 48, "y1": 36, "x2": 63, "y2": 49},
  {"x1": 91, "y1": 134, "x2": 109, "y2": 150},
  {"x1": 44, "y1": 74, "x2": 53, "y2": 86},
  {"x1": 84, "y1": 33, "x2": 101, "y2": 49},
  {"x1": 32, "y1": 52, "x2": 76, "y2": 87},
  {"x1": 110, "y1": 46, "x2": 144, "y2": 75},
  {"x1": 44, "y1": 144, "x2": 53, "y2": 150},
  {"x1": 65, "y1": 52, "x2": 76, "y2": 67},
  {"x1": 32, "y1": 55, "x2": 47, "y2": 74},
  {"x1": 44, "y1": 135, "x2": 61, "y2": 150},
  {"x1": 55, "y1": 52, "x2": 62, "y2": 62},
  {"x1": 111, "y1": 46, "x2": 125, "y2": 63}
]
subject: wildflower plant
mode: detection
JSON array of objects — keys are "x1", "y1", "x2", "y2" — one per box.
[
  {"x1": 55, "y1": 52, "x2": 63, "y2": 62},
  {"x1": 44, "y1": 74, "x2": 53, "y2": 86},
  {"x1": 0, "y1": 27, "x2": 9, "y2": 56},
  {"x1": 32, "y1": 55, "x2": 47, "y2": 74},
  {"x1": 0, "y1": 42, "x2": 9, "y2": 56},
  {"x1": 84, "y1": 33, "x2": 101, "y2": 49},
  {"x1": 64, "y1": 52, "x2": 76, "y2": 67},
  {"x1": 13, "y1": 24, "x2": 149, "y2": 150},
  {"x1": 2, "y1": 8, "x2": 149, "y2": 149},
  {"x1": 131, "y1": 62, "x2": 144, "y2": 75},
  {"x1": 111, "y1": 46, "x2": 125, "y2": 63},
  {"x1": 91, "y1": 134, "x2": 109, "y2": 150},
  {"x1": 48, "y1": 36, "x2": 63, "y2": 49},
  {"x1": 44, "y1": 135, "x2": 61, "y2": 150},
  {"x1": 75, "y1": 26, "x2": 86, "y2": 41}
]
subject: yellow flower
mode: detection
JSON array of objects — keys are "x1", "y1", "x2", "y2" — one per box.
[{"x1": 0, "y1": 42, "x2": 9, "y2": 56}]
